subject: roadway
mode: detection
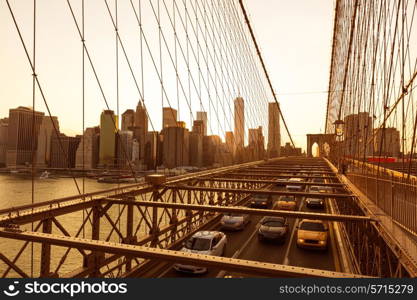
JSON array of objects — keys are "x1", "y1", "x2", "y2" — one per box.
[{"x1": 159, "y1": 168, "x2": 340, "y2": 277}]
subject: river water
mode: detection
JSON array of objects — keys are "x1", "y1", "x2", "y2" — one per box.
[{"x1": 0, "y1": 174, "x2": 137, "y2": 277}]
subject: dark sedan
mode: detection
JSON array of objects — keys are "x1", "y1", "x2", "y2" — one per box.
[
  {"x1": 305, "y1": 197, "x2": 325, "y2": 209},
  {"x1": 249, "y1": 193, "x2": 272, "y2": 208},
  {"x1": 258, "y1": 216, "x2": 289, "y2": 243}
]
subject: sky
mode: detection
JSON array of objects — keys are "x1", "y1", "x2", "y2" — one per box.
[{"x1": 0, "y1": 0, "x2": 335, "y2": 152}]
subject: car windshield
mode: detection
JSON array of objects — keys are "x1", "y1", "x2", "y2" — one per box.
[
  {"x1": 280, "y1": 196, "x2": 294, "y2": 202},
  {"x1": 308, "y1": 198, "x2": 321, "y2": 202},
  {"x1": 263, "y1": 220, "x2": 284, "y2": 227},
  {"x1": 185, "y1": 237, "x2": 211, "y2": 251},
  {"x1": 299, "y1": 222, "x2": 326, "y2": 231}
]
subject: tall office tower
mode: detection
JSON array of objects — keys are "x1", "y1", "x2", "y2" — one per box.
[
  {"x1": 234, "y1": 97, "x2": 244, "y2": 149},
  {"x1": 75, "y1": 127, "x2": 100, "y2": 169},
  {"x1": 99, "y1": 110, "x2": 118, "y2": 167},
  {"x1": 50, "y1": 134, "x2": 80, "y2": 168},
  {"x1": 121, "y1": 109, "x2": 135, "y2": 131},
  {"x1": 0, "y1": 118, "x2": 9, "y2": 166},
  {"x1": 144, "y1": 131, "x2": 160, "y2": 170},
  {"x1": 225, "y1": 131, "x2": 236, "y2": 157},
  {"x1": 267, "y1": 102, "x2": 281, "y2": 158},
  {"x1": 196, "y1": 111, "x2": 207, "y2": 136},
  {"x1": 248, "y1": 126, "x2": 265, "y2": 161},
  {"x1": 189, "y1": 132, "x2": 203, "y2": 167},
  {"x1": 132, "y1": 101, "x2": 148, "y2": 160},
  {"x1": 6, "y1": 106, "x2": 44, "y2": 167},
  {"x1": 344, "y1": 112, "x2": 373, "y2": 158},
  {"x1": 116, "y1": 130, "x2": 133, "y2": 168},
  {"x1": 162, "y1": 126, "x2": 189, "y2": 168},
  {"x1": 36, "y1": 116, "x2": 60, "y2": 167},
  {"x1": 162, "y1": 107, "x2": 177, "y2": 128},
  {"x1": 373, "y1": 127, "x2": 401, "y2": 157},
  {"x1": 192, "y1": 120, "x2": 205, "y2": 135}
]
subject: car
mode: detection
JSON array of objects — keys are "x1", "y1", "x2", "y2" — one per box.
[
  {"x1": 274, "y1": 195, "x2": 297, "y2": 210},
  {"x1": 311, "y1": 177, "x2": 325, "y2": 184},
  {"x1": 220, "y1": 210, "x2": 250, "y2": 230},
  {"x1": 249, "y1": 193, "x2": 272, "y2": 208},
  {"x1": 258, "y1": 216, "x2": 289, "y2": 243},
  {"x1": 275, "y1": 178, "x2": 288, "y2": 187},
  {"x1": 174, "y1": 231, "x2": 227, "y2": 274},
  {"x1": 305, "y1": 197, "x2": 325, "y2": 209},
  {"x1": 286, "y1": 178, "x2": 304, "y2": 191},
  {"x1": 309, "y1": 185, "x2": 327, "y2": 193},
  {"x1": 296, "y1": 219, "x2": 328, "y2": 250}
]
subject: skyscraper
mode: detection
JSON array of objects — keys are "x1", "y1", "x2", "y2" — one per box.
[
  {"x1": 268, "y1": 102, "x2": 281, "y2": 158},
  {"x1": 234, "y1": 97, "x2": 244, "y2": 149},
  {"x1": 196, "y1": 111, "x2": 207, "y2": 136},
  {"x1": 344, "y1": 112, "x2": 372, "y2": 158},
  {"x1": 75, "y1": 127, "x2": 100, "y2": 169},
  {"x1": 133, "y1": 101, "x2": 148, "y2": 161},
  {"x1": 374, "y1": 127, "x2": 401, "y2": 157},
  {"x1": 162, "y1": 107, "x2": 177, "y2": 128},
  {"x1": 116, "y1": 131, "x2": 133, "y2": 168},
  {"x1": 36, "y1": 116, "x2": 60, "y2": 167},
  {"x1": 225, "y1": 131, "x2": 236, "y2": 157},
  {"x1": 121, "y1": 109, "x2": 135, "y2": 131},
  {"x1": 6, "y1": 106, "x2": 44, "y2": 167},
  {"x1": 162, "y1": 126, "x2": 189, "y2": 168},
  {"x1": 99, "y1": 110, "x2": 118, "y2": 167},
  {"x1": 0, "y1": 118, "x2": 8, "y2": 167},
  {"x1": 50, "y1": 134, "x2": 80, "y2": 168}
]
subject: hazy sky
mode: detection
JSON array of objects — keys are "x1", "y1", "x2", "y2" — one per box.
[{"x1": 0, "y1": 0, "x2": 335, "y2": 151}]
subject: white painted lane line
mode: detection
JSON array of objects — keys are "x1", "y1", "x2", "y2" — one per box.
[{"x1": 282, "y1": 196, "x2": 305, "y2": 265}]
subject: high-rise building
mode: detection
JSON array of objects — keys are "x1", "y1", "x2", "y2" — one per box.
[
  {"x1": 99, "y1": 110, "x2": 118, "y2": 167},
  {"x1": 121, "y1": 109, "x2": 135, "y2": 131},
  {"x1": 234, "y1": 97, "x2": 244, "y2": 149},
  {"x1": 133, "y1": 101, "x2": 148, "y2": 160},
  {"x1": 203, "y1": 135, "x2": 221, "y2": 167},
  {"x1": 189, "y1": 132, "x2": 203, "y2": 167},
  {"x1": 50, "y1": 134, "x2": 80, "y2": 168},
  {"x1": 192, "y1": 120, "x2": 205, "y2": 135},
  {"x1": 374, "y1": 127, "x2": 401, "y2": 157},
  {"x1": 75, "y1": 127, "x2": 100, "y2": 169},
  {"x1": 162, "y1": 107, "x2": 177, "y2": 128},
  {"x1": 6, "y1": 106, "x2": 44, "y2": 167},
  {"x1": 268, "y1": 102, "x2": 281, "y2": 158},
  {"x1": 144, "y1": 131, "x2": 161, "y2": 170},
  {"x1": 248, "y1": 126, "x2": 265, "y2": 161},
  {"x1": 0, "y1": 118, "x2": 9, "y2": 167},
  {"x1": 36, "y1": 116, "x2": 59, "y2": 167},
  {"x1": 344, "y1": 112, "x2": 373, "y2": 158},
  {"x1": 116, "y1": 131, "x2": 133, "y2": 168},
  {"x1": 162, "y1": 126, "x2": 189, "y2": 168},
  {"x1": 196, "y1": 111, "x2": 207, "y2": 136},
  {"x1": 225, "y1": 131, "x2": 235, "y2": 158}
]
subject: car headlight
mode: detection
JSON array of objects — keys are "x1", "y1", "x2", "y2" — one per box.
[
  {"x1": 306, "y1": 200, "x2": 310, "y2": 203},
  {"x1": 319, "y1": 240, "x2": 325, "y2": 245},
  {"x1": 298, "y1": 239, "x2": 304, "y2": 243}
]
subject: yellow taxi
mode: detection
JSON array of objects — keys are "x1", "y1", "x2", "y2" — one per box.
[
  {"x1": 274, "y1": 195, "x2": 297, "y2": 211},
  {"x1": 296, "y1": 219, "x2": 328, "y2": 250}
]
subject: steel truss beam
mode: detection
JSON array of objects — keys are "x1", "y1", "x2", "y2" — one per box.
[
  {"x1": 0, "y1": 230, "x2": 369, "y2": 278},
  {"x1": 164, "y1": 185, "x2": 352, "y2": 198},
  {"x1": 199, "y1": 177, "x2": 345, "y2": 187},
  {"x1": 103, "y1": 199, "x2": 375, "y2": 222}
]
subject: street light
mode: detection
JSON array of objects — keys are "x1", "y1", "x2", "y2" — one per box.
[
  {"x1": 333, "y1": 119, "x2": 345, "y2": 173},
  {"x1": 333, "y1": 119, "x2": 345, "y2": 137}
]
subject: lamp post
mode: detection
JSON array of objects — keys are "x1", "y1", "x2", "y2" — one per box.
[{"x1": 333, "y1": 119, "x2": 345, "y2": 172}]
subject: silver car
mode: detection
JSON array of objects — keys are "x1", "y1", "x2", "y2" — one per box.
[
  {"x1": 258, "y1": 216, "x2": 289, "y2": 243},
  {"x1": 220, "y1": 212, "x2": 250, "y2": 231}
]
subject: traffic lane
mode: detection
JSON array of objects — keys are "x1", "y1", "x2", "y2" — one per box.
[
  {"x1": 285, "y1": 196, "x2": 336, "y2": 271},
  {"x1": 235, "y1": 194, "x2": 302, "y2": 267},
  {"x1": 160, "y1": 214, "x2": 263, "y2": 277}
]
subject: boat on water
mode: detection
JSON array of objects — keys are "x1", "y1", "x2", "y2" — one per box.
[
  {"x1": 39, "y1": 171, "x2": 51, "y2": 179},
  {"x1": 97, "y1": 176, "x2": 141, "y2": 183}
]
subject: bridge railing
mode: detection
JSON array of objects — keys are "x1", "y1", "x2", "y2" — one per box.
[{"x1": 346, "y1": 159, "x2": 417, "y2": 238}]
